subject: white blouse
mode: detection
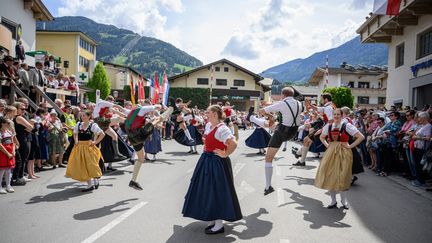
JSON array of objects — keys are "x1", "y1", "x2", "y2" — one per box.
[{"x1": 204, "y1": 122, "x2": 235, "y2": 144}]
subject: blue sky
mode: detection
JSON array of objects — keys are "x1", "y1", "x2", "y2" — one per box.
[{"x1": 42, "y1": 0, "x2": 375, "y2": 72}]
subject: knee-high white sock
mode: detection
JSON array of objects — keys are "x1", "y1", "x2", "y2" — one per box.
[
  {"x1": 250, "y1": 115, "x2": 267, "y2": 128},
  {"x1": 184, "y1": 129, "x2": 192, "y2": 140},
  {"x1": 86, "y1": 180, "x2": 93, "y2": 187},
  {"x1": 211, "y1": 219, "x2": 224, "y2": 231},
  {"x1": 193, "y1": 145, "x2": 197, "y2": 152},
  {"x1": 283, "y1": 141, "x2": 288, "y2": 150},
  {"x1": 131, "y1": 160, "x2": 143, "y2": 182},
  {"x1": 340, "y1": 191, "x2": 348, "y2": 206},
  {"x1": 265, "y1": 162, "x2": 273, "y2": 190},
  {"x1": 4, "y1": 169, "x2": 11, "y2": 187},
  {"x1": 329, "y1": 191, "x2": 337, "y2": 205},
  {"x1": 300, "y1": 146, "x2": 308, "y2": 163},
  {"x1": 0, "y1": 169, "x2": 5, "y2": 188}
]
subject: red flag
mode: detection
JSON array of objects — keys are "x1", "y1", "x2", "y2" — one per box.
[
  {"x1": 137, "y1": 76, "x2": 144, "y2": 100},
  {"x1": 161, "y1": 71, "x2": 167, "y2": 95},
  {"x1": 373, "y1": 0, "x2": 401, "y2": 16},
  {"x1": 130, "y1": 76, "x2": 136, "y2": 105},
  {"x1": 153, "y1": 72, "x2": 160, "y2": 104}
]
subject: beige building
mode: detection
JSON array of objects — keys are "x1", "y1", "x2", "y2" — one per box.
[
  {"x1": 308, "y1": 65, "x2": 387, "y2": 109},
  {"x1": 169, "y1": 59, "x2": 271, "y2": 110},
  {"x1": 36, "y1": 30, "x2": 98, "y2": 80},
  {"x1": 101, "y1": 61, "x2": 144, "y2": 91},
  {"x1": 357, "y1": 0, "x2": 432, "y2": 109}
]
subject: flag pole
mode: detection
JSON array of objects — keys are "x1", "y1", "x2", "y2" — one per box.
[{"x1": 209, "y1": 65, "x2": 214, "y2": 106}]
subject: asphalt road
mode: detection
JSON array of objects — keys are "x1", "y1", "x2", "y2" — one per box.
[{"x1": 1, "y1": 129, "x2": 431, "y2": 243}]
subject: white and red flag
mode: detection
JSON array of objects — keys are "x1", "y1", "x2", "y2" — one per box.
[{"x1": 373, "y1": 0, "x2": 402, "y2": 16}]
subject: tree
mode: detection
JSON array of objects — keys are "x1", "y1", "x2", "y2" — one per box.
[
  {"x1": 322, "y1": 86, "x2": 354, "y2": 108},
  {"x1": 86, "y1": 62, "x2": 111, "y2": 102}
]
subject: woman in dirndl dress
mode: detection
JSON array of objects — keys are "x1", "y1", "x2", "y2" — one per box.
[
  {"x1": 314, "y1": 109, "x2": 364, "y2": 209},
  {"x1": 66, "y1": 110, "x2": 105, "y2": 192},
  {"x1": 245, "y1": 120, "x2": 271, "y2": 155},
  {"x1": 144, "y1": 112, "x2": 163, "y2": 161},
  {"x1": 182, "y1": 105, "x2": 242, "y2": 235}
]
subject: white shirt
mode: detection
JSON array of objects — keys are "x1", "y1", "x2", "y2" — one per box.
[
  {"x1": 204, "y1": 123, "x2": 235, "y2": 144},
  {"x1": 73, "y1": 122, "x2": 103, "y2": 134},
  {"x1": 93, "y1": 100, "x2": 114, "y2": 118},
  {"x1": 264, "y1": 97, "x2": 303, "y2": 126},
  {"x1": 321, "y1": 121, "x2": 359, "y2": 137},
  {"x1": 137, "y1": 106, "x2": 157, "y2": 116},
  {"x1": 317, "y1": 102, "x2": 334, "y2": 121},
  {"x1": 414, "y1": 123, "x2": 431, "y2": 149}
]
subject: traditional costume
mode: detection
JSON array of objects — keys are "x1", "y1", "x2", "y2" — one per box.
[
  {"x1": 66, "y1": 122, "x2": 103, "y2": 186},
  {"x1": 182, "y1": 123, "x2": 242, "y2": 224},
  {"x1": 314, "y1": 122, "x2": 360, "y2": 208},
  {"x1": 245, "y1": 123, "x2": 271, "y2": 152}
]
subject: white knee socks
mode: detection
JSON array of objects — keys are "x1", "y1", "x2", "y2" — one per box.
[
  {"x1": 300, "y1": 146, "x2": 309, "y2": 163},
  {"x1": 340, "y1": 191, "x2": 348, "y2": 206},
  {"x1": 184, "y1": 129, "x2": 192, "y2": 140},
  {"x1": 330, "y1": 191, "x2": 337, "y2": 205},
  {"x1": 211, "y1": 219, "x2": 224, "y2": 231},
  {"x1": 131, "y1": 159, "x2": 143, "y2": 182},
  {"x1": 265, "y1": 162, "x2": 273, "y2": 190}
]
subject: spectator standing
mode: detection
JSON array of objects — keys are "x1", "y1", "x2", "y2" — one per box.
[
  {"x1": 64, "y1": 75, "x2": 79, "y2": 105},
  {"x1": 28, "y1": 61, "x2": 47, "y2": 103},
  {"x1": 17, "y1": 63, "x2": 30, "y2": 96},
  {"x1": 411, "y1": 112, "x2": 431, "y2": 187},
  {"x1": 15, "y1": 40, "x2": 25, "y2": 63},
  {"x1": 379, "y1": 111, "x2": 402, "y2": 176}
]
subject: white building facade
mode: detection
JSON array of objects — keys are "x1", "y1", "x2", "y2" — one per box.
[
  {"x1": 357, "y1": 0, "x2": 432, "y2": 109},
  {"x1": 0, "y1": 0, "x2": 53, "y2": 65}
]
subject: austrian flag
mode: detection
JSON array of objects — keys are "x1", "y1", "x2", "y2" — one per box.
[{"x1": 373, "y1": 0, "x2": 402, "y2": 16}]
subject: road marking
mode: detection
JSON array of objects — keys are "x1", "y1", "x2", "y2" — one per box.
[
  {"x1": 280, "y1": 239, "x2": 290, "y2": 243},
  {"x1": 277, "y1": 188, "x2": 285, "y2": 206},
  {"x1": 276, "y1": 166, "x2": 281, "y2": 176},
  {"x1": 186, "y1": 168, "x2": 194, "y2": 173},
  {"x1": 233, "y1": 163, "x2": 246, "y2": 177},
  {"x1": 81, "y1": 201, "x2": 147, "y2": 243}
]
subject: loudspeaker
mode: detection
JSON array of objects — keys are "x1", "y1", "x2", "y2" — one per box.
[{"x1": 63, "y1": 60, "x2": 69, "y2": 68}]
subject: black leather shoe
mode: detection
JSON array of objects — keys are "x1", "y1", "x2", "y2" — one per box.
[
  {"x1": 205, "y1": 226, "x2": 224, "y2": 235},
  {"x1": 351, "y1": 176, "x2": 358, "y2": 186},
  {"x1": 327, "y1": 203, "x2": 337, "y2": 209},
  {"x1": 264, "y1": 186, "x2": 275, "y2": 196},
  {"x1": 187, "y1": 150, "x2": 193, "y2": 153},
  {"x1": 106, "y1": 167, "x2": 117, "y2": 172},
  {"x1": 129, "y1": 180, "x2": 143, "y2": 190},
  {"x1": 82, "y1": 186, "x2": 95, "y2": 192},
  {"x1": 293, "y1": 161, "x2": 305, "y2": 166},
  {"x1": 205, "y1": 224, "x2": 215, "y2": 230},
  {"x1": 191, "y1": 151, "x2": 198, "y2": 155},
  {"x1": 340, "y1": 204, "x2": 349, "y2": 210},
  {"x1": 94, "y1": 181, "x2": 100, "y2": 190},
  {"x1": 282, "y1": 148, "x2": 287, "y2": 152}
]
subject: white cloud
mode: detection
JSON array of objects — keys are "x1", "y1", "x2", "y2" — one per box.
[
  {"x1": 57, "y1": 0, "x2": 183, "y2": 45},
  {"x1": 331, "y1": 19, "x2": 362, "y2": 47}
]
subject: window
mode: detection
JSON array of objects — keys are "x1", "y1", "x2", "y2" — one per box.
[
  {"x1": 417, "y1": 28, "x2": 432, "y2": 59},
  {"x1": 215, "y1": 67, "x2": 220, "y2": 72},
  {"x1": 197, "y1": 78, "x2": 209, "y2": 85},
  {"x1": 357, "y1": 96, "x2": 369, "y2": 104},
  {"x1": 80, "y1": 37, "x2": 95, "y2": 54},
  {"x1": 358, "y1": 82, "x2": 370, "y2": 88},
  {"x1": 216, "y1": 79, "x2": 227, "y2": 86},
  {"x1": 79, "y1": 56, "x2": 89, "y2": 68},
  {"x1": 396, "y1": 43, "x2": 404, "y2": 67},
  {"x1": 378, "y1": 97, "x2": 386, "y2": 104},
  {"x1": 224, "y1": 67, "x2": 229, "y2": 72},
  {"x1": 348, "y1": 82, "x2": 355, "y2": 88},
  {"x1": 1, "y1": 17, "x2": 18, "y2": 40},
  {"x1": 233, "y1": 79, "x2": 245, "y2": 86}
]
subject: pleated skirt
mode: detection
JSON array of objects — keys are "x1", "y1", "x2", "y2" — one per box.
[
  {"x1": 144, "y1": 129, "x2": 162, "y2": 154},
  {"x1": 66, "y1": 140, "x2": 102, "y2": 182},
  {"x1": 245, "y1": 128, "x2": 271, "y2": 149},
  {"x1": 182, "y1": 152, "x2": 243, "y2": 222}
]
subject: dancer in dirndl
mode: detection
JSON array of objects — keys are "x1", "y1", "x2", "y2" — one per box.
[
  {"x1": 66, "y1": 110, "x2": 105, "y2": 192},
  {"x1": 144, "y1": 112, "x2": 163, "y2": 161},
  {"x1": 182, "y1": 105, "x2": 242, "y2": 235},
  {"x1": 314, "y1": 109, "x2": 364, "y2": 209},
  {"x1": 245, "y1": 116, "x2": 271, "y2": 155}
]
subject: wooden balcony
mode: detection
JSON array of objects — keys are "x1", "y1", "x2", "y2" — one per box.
[{"x1": 351, "y1": 88, "x2": 386, "y2": 96}]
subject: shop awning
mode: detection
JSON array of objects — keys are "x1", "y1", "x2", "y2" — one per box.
[{"x1": 25, "y1": 50, "x2": 61, "y2": 63}]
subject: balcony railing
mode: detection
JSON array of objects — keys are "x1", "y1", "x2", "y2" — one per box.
[{"x1": 351, "y1": 88, "x2": 386, "y2": 95}]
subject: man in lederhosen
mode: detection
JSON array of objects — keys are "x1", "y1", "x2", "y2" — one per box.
[{"x1": 257, "y1": 87, "x2": 303, "y2": 195}]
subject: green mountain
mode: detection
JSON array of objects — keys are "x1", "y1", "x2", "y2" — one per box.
[
  {"x1": 36, "y1": 16, "x2": 203, "y2": 78},
  {"x1": 261, "y1": 36, "x2": 388, "y2": 83}
]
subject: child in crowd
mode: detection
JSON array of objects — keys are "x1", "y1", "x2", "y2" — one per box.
[{"x1": 0, "y1": 116, "x2": 16, "y2": 194}]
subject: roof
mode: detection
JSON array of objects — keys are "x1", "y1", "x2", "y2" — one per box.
[
  {"x1": 28, "y1": 0, "x2": 54, "y2": 21},
  {"x1": 168, "y1": 58, "x2": 269, "y2": 89},
  {"x1": 308, "y1": 67, "x2": 386, "y2": 84},
  {"x1": 259, "y1": 78, "x2": 273, "y2": 86},
  {"x1": 101, "y1": 61, "x2": 146, "y2": 80},
  {"x1": 36, "y1": 30, "x2": 99, "y2": 46},
  {"x1": 291, "y1": 85, "x2": 320, "y2": 96}
]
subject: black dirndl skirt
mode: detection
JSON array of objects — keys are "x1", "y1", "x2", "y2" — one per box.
[
  {"x1": 351, "y1": 147, "x2": 364, "y2": 174},
  {"x1": 99, "y1": 132, "x2": 132, "y2": 163},
  {"x1": 182, "y1": 152, "x2": 243, "y2": 222},
  {"x1": 309, "y1": 135, "x2": 326, "y2": 153},
  {"x1": 144, "y1": 129, "x2": 162, "y2": 154},
  {"x1": 173, "y1": 124, "x2": 203, "y2": 146},
  {"x1": 126, "y1": 123, "x2": 154, "y2": 146},
  {"x1": 245, "y1": 128, "x2": 271, "y2": 149}
]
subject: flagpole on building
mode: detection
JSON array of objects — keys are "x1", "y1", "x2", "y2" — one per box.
[
  {"x1": 325, "y1": 55, "x2": 329, "y2": 88},
  {"x1": 209, "y1": 65, "x2": 214, "y2": 106}
]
